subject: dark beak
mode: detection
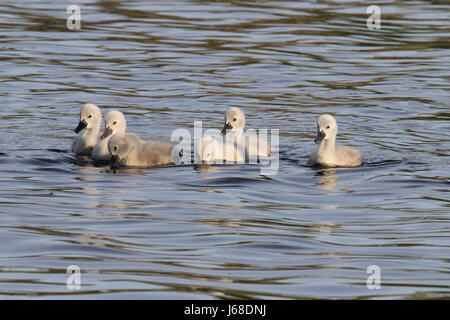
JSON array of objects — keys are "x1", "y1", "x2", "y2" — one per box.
[
  {"x1": 314, "y1": 130, "x2": 326, "y2": 144},
  {"x1": 74, "y1": 119, "x2": 87, "y2": 133},
  {"x1": 221, "y1": 122, "x2": 233, "y2": 135},
  {"x1": 100, "y1": 127, "x2": 113, "y2": 140},
  {"x1": 110, "y1": 155, "x2": 120, "y2": 169}
]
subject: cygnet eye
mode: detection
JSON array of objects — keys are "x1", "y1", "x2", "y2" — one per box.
[
  {"x1": 88, "y1": 115, "x2": 92, "y2": 118},
  {"x1": 326, "y1": 125, "x2": 330, "y2": 129},
  {"x1": 233, "y1": 118, "x2": 237, "y2": 121},
  {"x1": 114, "y1": 146, "x2": 118, "y2": 151},
  {"x1": 113, "y1": 121, "x2": 117, "y2": 125}
]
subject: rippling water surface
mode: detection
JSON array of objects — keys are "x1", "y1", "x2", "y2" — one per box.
[{"x1": 0, "y1": 0, "x2": 449, "y2": 299}]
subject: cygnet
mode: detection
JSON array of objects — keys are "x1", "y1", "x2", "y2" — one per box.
[
  {"x1": 92, "y1": 110, "x2": 126, "y2": 162},
  {"x1": 108, "y1": 132, "x2": 174, "y2": 168},
  {"x1": 308, "y1": 114, "x2": 362, "y2": 167},
  {"x1": 221, "y1": 107, "x2": 270, "y2": 157},
  {"x1": 72, "y1": 103, "x2": 102, "y2": 156}
]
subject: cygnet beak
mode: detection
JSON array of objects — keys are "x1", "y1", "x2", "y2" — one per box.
[
  {"x1": 74, "y1": 119, "x2": 87, "y2": 133},
  {"x1": 100, "y1": 127, "x2": 113, "y2": 140},
  {"x1": 314, "y1": 130, "x2": 326, "y2": 144},
  {"x1": 110, "y1": 155, "x2": 120, "y2": 169},
  {"x1": 221, "y1": 122, "x2": 233, "y2": 135}
]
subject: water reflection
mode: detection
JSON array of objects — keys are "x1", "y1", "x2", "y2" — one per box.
[
  {"x1": 194, "y1": 163, "x2": 219, "y2": 173},
  {"x1": 314, "y1": 168, "x2": 338, "y2": 191},
  {"x1": 103, "y1": 167, "x2": 149, "y2": 176}
]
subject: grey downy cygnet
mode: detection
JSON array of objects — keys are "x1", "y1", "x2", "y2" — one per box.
[
  {"x1": 108, "y1": 132, "x2": 174, "y2": 168},
  {"x1": 72, "y1": 103, "x2": 102, "y2": 156},
  {"x1": 308, "y1": 114, "x2": 362, "y2": 167},
  {"x1": 92, "y1": 110, "x2": 126, "y2": 162},
  {"x1": 221, "y1": 107, "x2": 271, "y2": 157}
]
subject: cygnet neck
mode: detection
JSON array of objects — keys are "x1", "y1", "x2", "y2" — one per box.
[
  {"x1": 83, "y1": 124, "x2": 100, "y2": 138},
  {"x1": 320, "y1": 136, "x2": 336, "y2": 152},
  {"x1": 229, "y1": 128, "x2": 244, "y2": 137}
]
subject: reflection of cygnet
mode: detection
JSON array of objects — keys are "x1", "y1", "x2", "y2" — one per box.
[
  {"x1": 92, "y1": 111, "x2": 126, "y2": 162},
  {"x1": 308, "y1": 114, "x2": 362, "y2": 167},
  {"x1": 196, "y1": 136, "x2": 245, "y2": 164},
  {"x1": 221, "y1": 107, "x2": 270, "y2": 157},
  {"x1": 315, "y1": 169, "x2": 338, "y2": 190},
  {"x1": 72, "y1": 103, "x2": 102, "y2": 156},
  {"x1": 108, "y1": 132, "x2": 174, "y2": 168}
]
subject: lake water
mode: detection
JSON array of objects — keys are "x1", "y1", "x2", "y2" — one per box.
[{"x1": 0, "y1": 0, "x2": 449, "y2": 299}]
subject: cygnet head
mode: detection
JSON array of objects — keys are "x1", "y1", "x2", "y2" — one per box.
[
  {"x1": 108, "y1": 132, "x2": 139, "y2": 166},
  {"x1": 315, "y1": 114, "x2": 338, "y2": 144},
  {"x1": 196, "y1": 136, "x2": 219, "y2": 164},
  {"x1": 221, "y1": 107, "x2": 245, "y2": 135},
  {"x1": 74, "y1": 103, "x2": 102, "y2": 133},
  {"x1": 100, "y1": 111, "x2": 126, "y2": 140}
]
